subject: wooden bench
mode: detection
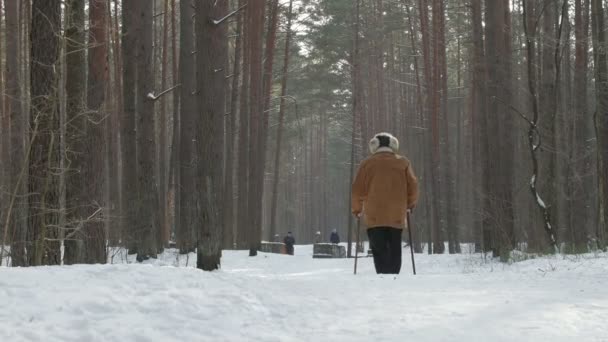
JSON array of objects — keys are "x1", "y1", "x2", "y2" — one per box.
[
  {"x1": 313, "y1": 243, "x2": 346, "y2": 258},
  {"x1": 259, "y1": 242, "x2": 286, "y2": 254}
]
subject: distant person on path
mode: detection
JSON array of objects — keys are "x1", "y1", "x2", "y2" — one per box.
[
  {"x1": 351, "y1": 133, "x2": 419, "y2": 274},
  {"x1": 284, "y1": 232, "x2": 295, "y2": 255},
  {"x1": 330, "y1": 229, "x2": 340, "y2": 244},
  {"x1": 315, "y1": 231, "x2": 322, "y2": 244}
]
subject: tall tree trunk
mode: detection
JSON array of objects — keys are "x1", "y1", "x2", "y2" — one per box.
[
  {"x1": 159, "y1": 0, "x2": 170, "y2": 247},
  {"x1": 247, "y1": 0, "x2": 265, "y2": 256},
  {"x1": 195, "y1": 0, "x2": 227, "y2": 270},
  {"x1": 347, "y1": 0, "x2": 361, "y2": 258},
  {"x1": 85, "y1": 0, "x2": 108, "y2": 263},
  {"x1": 591, "y1": 0, "x2": 608, "y2": 247},
  {"x1": 236, "y1": 0, "x2": 250, "y2": 250},
  {"x1": 471, "y1": 0, "x2": 486, "y2": 253},
  {"x1": 121, "y1": 0, "x2": 139, "y2": 254},
  {"x1": 170, "y1": 0, "x2": 180, "y2": 248},
  {"x1": 64, "y1": 0, "x2": 87, "y2": 265},
  {"x1": 522, "y1": 0, "x2": 558, "y2": 250},
  {"x1": 5, "y1": 0, "x2": 27, "y2": 266},
  {"x1": 572, "y1": 0, "x2": 592, "y2": 251},
  {"x1": 108, "y1": 0, "x2": 122, "y2": 246},
  {"x1": 0, "y1": 0, "x2": 6, "y2": 265},
  {"x1": 135, "y1": 0, "x2": 159, "y2": 261},
  {"x1": 430, "y1": 0, "x2": 445, "y2": 254},
  {"x1": 269, "y1": 0, "x2": 294, "y2": 244},
  {"x1": 261, "y1": 0, "x2": 280, "y2": 242},
  {"x1": 223, "y1": 1, "x2": 243, "y2": 250},
  {"x1": 540, "y1": 0, "x2": 559, "y2": 246},
  {"x1": 418, "y1": 0, "x2": 441, "y2": 254},
  {"x1": 29, "y1": 0, "x2": 62, "y2": 266},
  {"x1": 178, "y1": 0, "x2": 197, "y2": 254},
  {"x1": 484, "y1": 0, "x2": 515, "y2": 258}
]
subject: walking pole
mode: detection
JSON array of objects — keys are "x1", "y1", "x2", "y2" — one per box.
[
  {"x1": 354, "y1": 218, "x2": 361, "y2": 275},
  {"x1": 406, "y1": 210, "x2": 417, "y2": 275}
]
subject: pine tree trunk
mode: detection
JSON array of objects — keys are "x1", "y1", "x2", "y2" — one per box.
[
  {"x1": 223, "y1": 0, "x2": 242, "y2": 250},
  {"x1": 121, "y1": 0, "x2": 139, "y2": 254},
  {"x1": 29, "y1": 0, "x2": 62, "y2": 266},
  {"x1": 169, "y1": 0, "x2": 179, "y2": 248},
  {"x1": 484, "y1": 0, "x2": 515, "y2": 258},
  {"x1": 269, "y1": 0, "x2": 294, "y2": 244},
  {"x1": 247, "y1": 0, "x2": 265, "y2": 256},
  {"x1": 85, "y1": 0, "x2": 108, "y2": 263},
  {"x1": 195, "y1": 0, "x2": 227, "y2": 271},
  {"x1": 64, "y1": 0, "x2": 87, "y2": 265},
  {"x1": 591, "y1": 0, "x2": 608, "y2": 247},
  {"x1": 108, "y1": 0, "x2": 122, "y2": 246},
  {"x1": 159, "y1": 0, "x2": 170, "y2": 248},
  {"x1": 5, "y1": 0, "x2": 27, "y2": 266},
  {"x1": 135, "y1": 0, "x2": 159, "y2": 261},
  {"x1": 571, "y1": 0, "x2": 592, "y2": 251},
  {"x1": 236, "y1": 0, "x2": 250, "y2": 250},
  {"x1": 430, "y1": 0, "x2": 445, "y2": 254},
  {"x1": 0, "y1": 0, "x2": 6, "y2": 265},
  {"x1": 540, "y1": 0, "x2": 559, "y2": 247},
  {"x1": 177, "y1": 0, "x2": 197, "y2": 254},
  {"x1": 347, "y1": 0, "x2": 361, "y2": 258}
]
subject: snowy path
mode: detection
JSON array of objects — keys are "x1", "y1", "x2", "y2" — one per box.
[{"x1": 1, "y1": 246, "x2": 608, "y2": 341}]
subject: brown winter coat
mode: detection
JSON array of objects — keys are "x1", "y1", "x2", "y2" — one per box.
[{"x1": 351, "y1": 149, "x2": 419, "y2": 229}]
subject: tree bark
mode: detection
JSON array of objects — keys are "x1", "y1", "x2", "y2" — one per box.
[
  {"x1": 135, "y1": 0, "x2": 159, "y2": 261},
  {"x1": 108, "y1": 0, "x2": 122, "y2": 246},
  {"x1": 195, "y1": 0, "x2": 227, "y2": 270},
  {"x1": 247, "y1": 0, "x2": 265, "y2": 256},
  {"x1": 64, "y1": 0, "x2": 87, "y2": 265},
  {"x1": 5, "y1": 0, "x2": 27, "y2": 266},
  {"x1": 269, "y1": 0, "x2": 294, "y2": 244},
  {"x1": 85, "y1": 0, "x2": 108, "y2": 263},
  {"x1": 571, "y1": 0, "x2": 592, "y2": 251},
  {"x1": 169, "y1": 0, "x2": 180, "y2": 248},
  {"x1": 471, "y1": 0, "x2": 486, "y2": 253},
  {"x1": 540, "y1": 0, "x2": 559, "y2": 244},
  {"x1": 484, "y1": 0, "x2": 515, "y2": 258},
  {"x1": 177, "y1": 0, "x2": 197, "y2": 254},
  {"x1": 591, "y1": 0, "x2": 608, "y2": 247},
  {"x1": 223, "y1": 2, "x2": 243, "y2": 250},
  {"x1": 0, "y1": 0, "x2": 6, "y2": 265},
  {"x1": 236, "y1": 0, "x2": 250, "y2": 250},
  {"x1": 29, "y1": 0, "x2": 62, "y2": 266},
  {"x1": 121, "y1": 0, "x2": 139, "y2": 254},
  {"x1": 159, "y1": 0, "x2": 170, "y2": 247}
]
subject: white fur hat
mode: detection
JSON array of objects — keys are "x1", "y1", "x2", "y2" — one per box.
[{"x1": 369, "y1": 132, "x2": 399, "y2": 154}]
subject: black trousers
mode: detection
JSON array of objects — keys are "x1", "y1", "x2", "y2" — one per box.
[
  {"x1": 367, "y1": 227, "x2": 402, "y2": 274},
  {"x1": 285, "y1": 245, "x2": 294, "y2": 255}
]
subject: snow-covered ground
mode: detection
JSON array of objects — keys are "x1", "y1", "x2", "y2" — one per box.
[{"x1": 1, "y1": 245, "x2": 608, "y2": 342}]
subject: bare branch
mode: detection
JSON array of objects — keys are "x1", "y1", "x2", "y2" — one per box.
[
  {"x1": 147, "y1": 84, "x2": 181, "y2": 101},
  {"x1": 212, "y1": 3, "x2": 247, "y2": 25}
]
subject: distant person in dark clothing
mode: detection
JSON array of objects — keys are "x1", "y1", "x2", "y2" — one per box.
[
  {"x1": 284, "y1": 232, "x2": 295, "y2": 255},
  {"x1": 330, "y1": 229, "x2": 340, "y2": 244}
]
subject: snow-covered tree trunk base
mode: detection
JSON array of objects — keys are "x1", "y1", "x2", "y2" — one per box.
[{"x1": 197, "y1": 252, "x2": 221, "y2": 271}]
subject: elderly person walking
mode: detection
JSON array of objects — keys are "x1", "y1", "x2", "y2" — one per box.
[{"x1": 351, "y1": 133, "x2": 419, "y2": 274}]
